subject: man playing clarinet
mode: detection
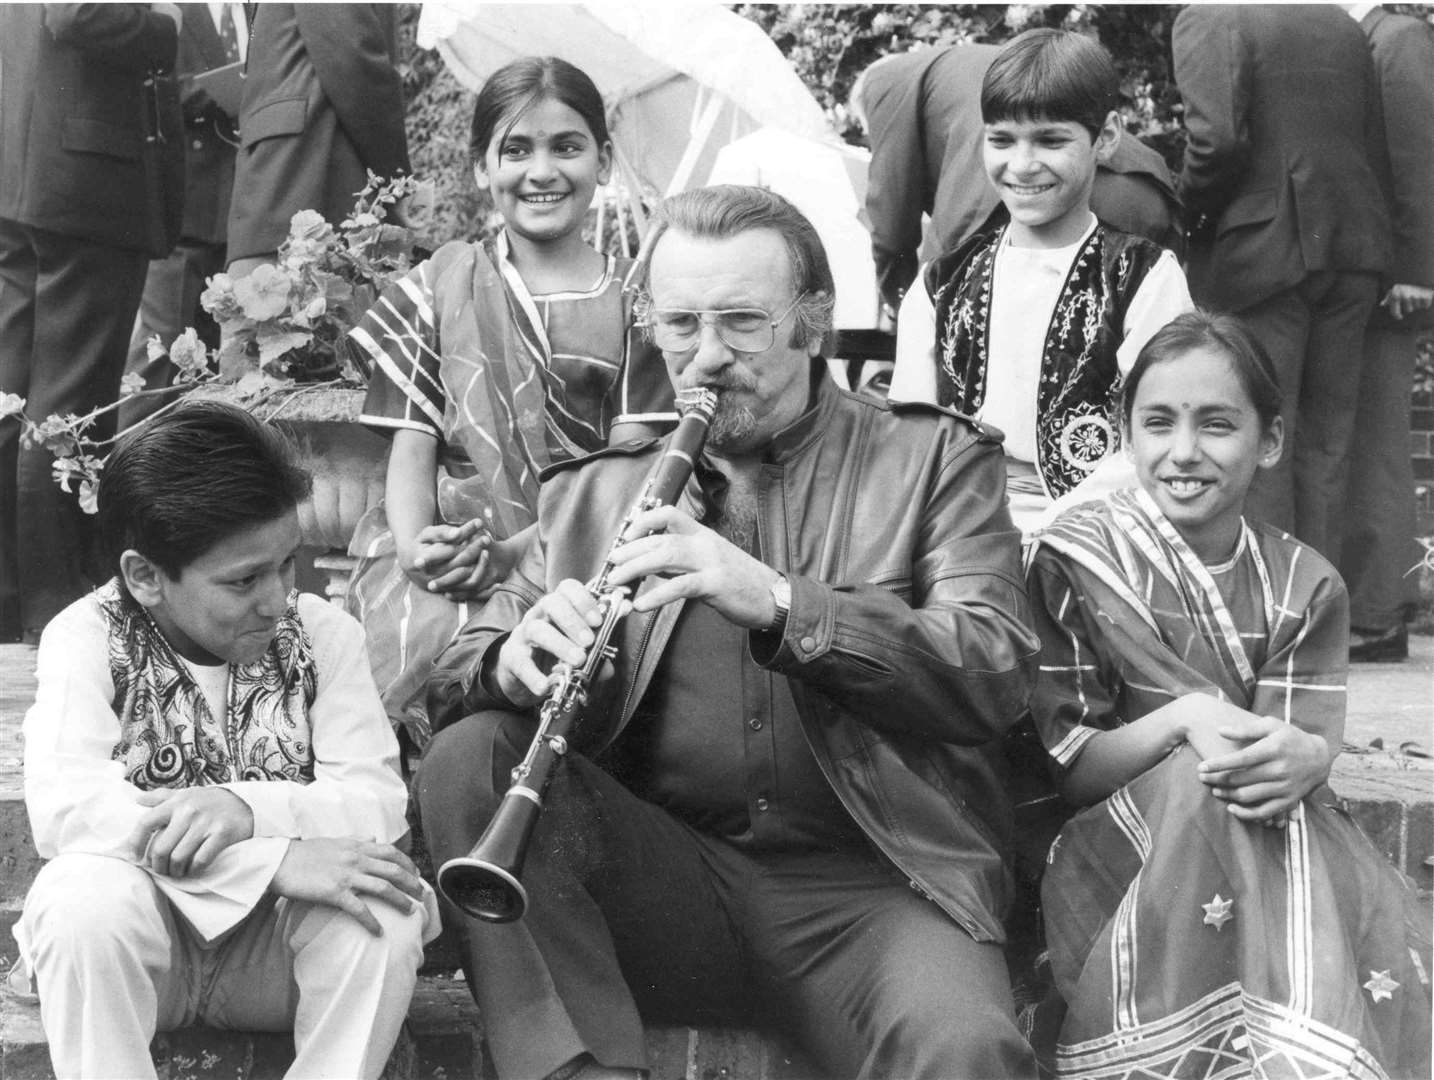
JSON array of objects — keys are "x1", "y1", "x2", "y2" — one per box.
[{"x1": 418, "y1": 184, "x2": 1040, "y2": 1080}]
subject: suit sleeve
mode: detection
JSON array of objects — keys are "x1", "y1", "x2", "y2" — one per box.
[
  {"x1": 1371, "y1": 18, "x2": 1434, "y2": 286},
  {"x1": 863, "y1": 60, "x2": 927, "y2": 310},
  {"x1": 43, "y1": 3, "x2": 178, "y2": 72},
  {"x1": 1173, "y1": 7, "x2": 1252, "y2": 221},
  {"x1": 294, "y1": 3, "x2": 410, "y2": 180},
  {"x1": 752, "y1": 430, "x2": 1039, "y2": 745}
]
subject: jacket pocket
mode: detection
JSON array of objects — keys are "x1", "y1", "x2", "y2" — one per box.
[
  {"x1": 61, "y1": 118, "x2": 140, "y2": 161},
  {"x1": 1217, "y1": 189, "x2": 1278, "y2": 236},
  {"x1": 240, "y1": 97, "x2": 307, "y2": 148}
]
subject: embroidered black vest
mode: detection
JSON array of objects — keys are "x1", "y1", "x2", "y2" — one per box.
[
  {"x1": 925, "y1": 222, "x2": 1166, "y2": 497},
  {"x1": 98, "y1": 580, "x2": 319, "y2": 790}
]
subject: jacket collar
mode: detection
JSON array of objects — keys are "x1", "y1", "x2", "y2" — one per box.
[{"x1": 758, "y1": 361, "x2": 836, "y2": 465}]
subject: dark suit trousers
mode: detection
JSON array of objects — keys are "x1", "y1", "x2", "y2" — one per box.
[
  {"x1": 416, "y1": 710, "x2": 1035, "y2": 1080},
  {"x1": 119, "y1": 237, "x2": 226, "y2": 429},
  {"x1": 1338, "y1": 320, "x2": 1421, "y2": 630},
  {"x1": 1239, "y1": 270, "x2": 1379, "y2": 555},
  {"x1": 0, "y1": 219, "x2": 147, "y2": 633}
]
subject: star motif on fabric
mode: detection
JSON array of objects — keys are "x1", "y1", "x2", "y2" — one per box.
[
  {"x1": 1201, "y1": 893, "x2": 1234, "y2": 930},
  {"x1": 1364, "y1": 970, "x2": 1400, "y2": 1004}
]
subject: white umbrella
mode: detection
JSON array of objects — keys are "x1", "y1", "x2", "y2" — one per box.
[{"x1": 417, "y1": 1, "x2": 832, "y2": 248}]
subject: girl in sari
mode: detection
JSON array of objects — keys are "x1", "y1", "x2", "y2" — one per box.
[
  {"x1": 345, "y1": 57, "x2": 674, "y2": 750},
  {"x1": 1026, "y1": 310, "x2": 1431, "y2": 1079}
]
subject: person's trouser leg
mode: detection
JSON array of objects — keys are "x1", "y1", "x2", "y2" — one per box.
[
  {"x1": 1339, "y1": 318, "x2": 1421, "y2": 631},
  {"x1": 744, "y1": 848, "x2": 1037, "y2": 1080},
  {"x1": 119, "y1": 238, "x2": 224, "y2": 430},
  {"x1": 1238, "y1": 287, "x2": 1311, "y2": 536},
  {"x1": 16, "y1": 224, "x2": 146, "y2": 630},
  {"x1": 20, "y1": 854, "x2": 194, "y2": 1080},
  {"x1": 416, "y1": 711, "x2": 748, "y2": 1079},
  {"x1": 0, "y1": 218, "x2": 37, "y2": 638},
  {"x1": 198, "y1": 893, "x2": 427, "y2": 1080},
  {"x1": 1290, "y1": 271, "x2": 1380, "y2": 559}
]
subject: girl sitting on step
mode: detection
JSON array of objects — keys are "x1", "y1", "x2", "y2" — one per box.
[{"x1": 1024, "y1": 310, "x2": 1431, "y2": 1079}]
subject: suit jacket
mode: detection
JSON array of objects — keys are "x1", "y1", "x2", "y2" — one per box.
[
  {"x1": 1361, "y1": 8, "x2": 1434, "y2": 330},
  {"x1": 0, "y1": 4, "x2": 183, "y2": 255},
  {"x1": 226, "y1": 3, "x2": 409, "y2": 261},
  {"x1": 1174, "y1": 4, "x2": 1391, "y2": 312},
  {"x1": 862, "y1": 44, "x2": 1183, "y2": 309},
  {"x1": 175, "y1": 3, "x2": 238, "y2": 245}
]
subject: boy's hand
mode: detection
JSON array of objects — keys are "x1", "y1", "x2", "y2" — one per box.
[
  {"x1": 130, "y1": 787, "x2": 255, "y2": 878},
  {"x1": 1197, "y1": 714, "x2": 1331, "y2": 823},
  {"x1": 268, "y1": 838, "x2": 425, "y2": 935}
]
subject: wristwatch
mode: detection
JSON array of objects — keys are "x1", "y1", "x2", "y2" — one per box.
[{"x1": 766, "y1": 573, "x2": 791, "y2": 633}]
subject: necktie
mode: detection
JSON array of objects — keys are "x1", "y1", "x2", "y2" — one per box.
[{"x1": 219, "y1": 4, "x2": 241, "y2": 64}]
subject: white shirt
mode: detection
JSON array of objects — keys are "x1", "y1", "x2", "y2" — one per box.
[{"x1": 21, "y1": 591, "x2": 433, "y2": 942}]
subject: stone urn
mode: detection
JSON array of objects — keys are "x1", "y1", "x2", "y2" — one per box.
[{"x1": 198, "y1": 383, "x2": 386, "y2": 602}]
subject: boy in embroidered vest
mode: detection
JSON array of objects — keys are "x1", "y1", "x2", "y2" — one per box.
[
  {"x1": 12, "y1": 402, "x2": 439, "y2": 1079},
  {"x1": 889, "y1": 28, "x2": 1191, "y2": 534}
]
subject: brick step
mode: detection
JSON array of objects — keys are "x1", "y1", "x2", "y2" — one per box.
[{"x1": 1, "y1": 973, "x2": 816, "y2": 1080}]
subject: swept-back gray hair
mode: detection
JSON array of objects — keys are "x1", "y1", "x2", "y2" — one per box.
[{"x1": 641, "y1": 185, "x2": 836, "y2": 352}]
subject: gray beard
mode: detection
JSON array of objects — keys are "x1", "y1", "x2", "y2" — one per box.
[{"x1": 704, "y1": 395, "x2": 758, "y2": 451}]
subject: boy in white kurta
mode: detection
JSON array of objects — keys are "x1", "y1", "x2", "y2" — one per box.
[{"x1": 12, "y1": 401, "x2": 439, "y2": 1079}]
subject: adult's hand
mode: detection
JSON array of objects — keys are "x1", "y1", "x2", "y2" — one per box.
[
  {"x1": 493, "y1": 578, "x2": 614, "y2": 708},
  {"x1": 129, "y1": 787, "x2": 255, "y2": 878},
  {"x1": 1381, "y1": 283, "x2": 1434, "y2": 321},
  {"x1": 1197, "y1": 713, "x2": 1331, "y2": 823},
  {"x1": 605, "y1": 506, "x2": 782, "y2": 629},
  {"x1": 269, "y1": 838, "x2": 425, "y2": 935}
]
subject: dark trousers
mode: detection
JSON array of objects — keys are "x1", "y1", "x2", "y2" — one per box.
[
  {"x1": 119, "y1": 237, "x2": 226, "y2": 430},
  {"x1": 1338, "y1": 318, "x2": 1421, "y2": 630},
  {"x1": 416, "y1": 710, "x2": 1035, "y2": 1080},
  {"x1": 0, "y1": 219, "x2": 147, "y2": 635},
  {"x1": 1239, "y1": 270, "x2": 1380, "y2": 555}
]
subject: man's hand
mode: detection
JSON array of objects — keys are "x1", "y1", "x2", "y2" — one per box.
[
  {"x1": 129, "y1": 787, "x2": 255, "y2": 878},
  {"x1": 493, "y1": 578, "x2": 614, "y2": 708},
  {"x1": 1380, "y1": 283, "x2": 1434, "y2": 321},
  {"x1": 605, "y1": 506, "x2": 782, "y2": 628},
  {"x1": 1197, "y1": 714, "x2": 1331, "y2": 824},
  {"x1": 269, "y1": 838, "x2": 425, "y2": 936}
]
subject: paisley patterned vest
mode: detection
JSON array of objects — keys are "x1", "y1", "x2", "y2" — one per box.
[
  {"x1": 925, "y1": 222, "x2": 1165, "y2": 497},
  {"x1": 98, "y1": 580, "x2": 318, "y2": 790}
]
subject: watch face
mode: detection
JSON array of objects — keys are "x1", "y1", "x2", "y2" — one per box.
[{"x1": 772, "y1": 576, "x2": 792, "y2": 610}]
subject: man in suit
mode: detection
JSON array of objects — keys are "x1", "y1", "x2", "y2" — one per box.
[
  {"x1": 1339, "y1": 5, "x2": 1434, "y2": 662},
  {"x1": 856, "y1": 43, "x2": 1184, "y2": 314},
  {"x1": 226, "y1": 3, "x2": 409, "y2": 275},
  {"x1": 121, "y1": 2, "x2": 243, "y2": 429},
  {"x1": 0, "y1": 3, "x2": 184, "y2": 642},
  {"x1": 1173, "y1": 4, "x2": 1391, "y2": 553}
]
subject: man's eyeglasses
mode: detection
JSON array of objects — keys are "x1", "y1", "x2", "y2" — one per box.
[{"x1": 645, "y1": 293, "x2": 806, "y2": 354}]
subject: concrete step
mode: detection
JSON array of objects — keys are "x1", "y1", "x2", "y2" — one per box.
[{"x1": 1, "y1": 973, "x2": 815, "y2": 1080}]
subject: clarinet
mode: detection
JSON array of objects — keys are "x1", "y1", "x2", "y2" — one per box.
[{"x1": 437, "y1": 386, "x2": 719, "y2": 922}]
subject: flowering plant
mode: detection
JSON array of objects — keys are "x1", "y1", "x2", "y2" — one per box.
[
  {"x1": 203, "y1": 171, "x2": 421, "y2": 387},
  {"x1": 5, "y1": 172, "x2": 423, "y2": 513}
]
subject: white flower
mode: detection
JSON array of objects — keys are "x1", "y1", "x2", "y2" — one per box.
[{"x1": 0, "y1": 392, "x2": 25, "y2": 419}]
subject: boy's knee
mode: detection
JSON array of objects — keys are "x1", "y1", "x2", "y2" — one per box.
[{"x1": 24, "y1": 856, "x2": 170, "y2": 962}]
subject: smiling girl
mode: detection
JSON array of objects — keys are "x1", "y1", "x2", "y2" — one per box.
[
  {"x1": 344, "y1": 57, "x2": 674, "y2": 749},
  {"x1": 1024, "y1": 311, "x2": 1430, "y2": 1077}
]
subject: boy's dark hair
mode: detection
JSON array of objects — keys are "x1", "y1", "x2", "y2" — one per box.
[
  {"x1": 98, "y1": 401, "x2": 312, "y2": 579},
  {"x1": 470, "y1": 56, "x2": 609, "y2": 164},
  {"x1": 980, "y1": 28, "x2": 1120, "y2": 138},
  {"x1": 1120, "y1": 309, "x2": 1284, "y2": 432}
]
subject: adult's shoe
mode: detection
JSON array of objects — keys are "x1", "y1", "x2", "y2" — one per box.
[{"x1": 1348, "y1": 623, "x2": 1408, "y2": 663}]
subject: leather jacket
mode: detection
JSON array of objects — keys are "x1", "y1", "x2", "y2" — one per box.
[{"x1": 428, "y1": 373, "x2": 1040, "y2": 942}]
